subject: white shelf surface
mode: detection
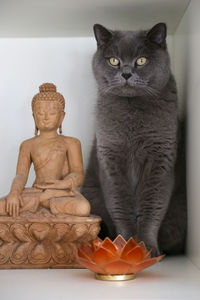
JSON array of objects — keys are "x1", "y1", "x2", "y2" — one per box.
[
  {"x1": 0, "y1": 0, "x2": 190, "y2": 37},
  {"x1": 0, "y1": 256, "x2": 199, "y2": 300}
]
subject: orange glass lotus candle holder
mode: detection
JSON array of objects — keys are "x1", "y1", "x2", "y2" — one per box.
[{"x1": 77, "y1": 235, "x2": 164, "y2": 281}]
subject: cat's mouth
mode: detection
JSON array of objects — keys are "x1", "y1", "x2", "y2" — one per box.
[
  {"x1": 123, "y1": 81, "x2": 143, "y2": 90},
  {"x1": 108, "y1": 81, "x2": 149, "y2": 97},
  {"x1": 111, "y1": 85, "x2": 142, "y2": 97},
  {"x1": 100, "y1": 78, "x2": 153, "y2": 97},
  {"x1": 123, "y1": 81, "x2": 146, "y2": 88}
]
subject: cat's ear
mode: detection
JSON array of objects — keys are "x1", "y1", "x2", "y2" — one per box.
[
  {"x1": 146, "y1": 23, "x2": 167, "y2": 48},
  {"x1": 93, "y1": 24, "x2": 113, "y2": 47}
]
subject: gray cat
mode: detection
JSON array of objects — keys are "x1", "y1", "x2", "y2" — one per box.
[{"x1": 82, "y1": 23, "x2": 187, "y2": 256}]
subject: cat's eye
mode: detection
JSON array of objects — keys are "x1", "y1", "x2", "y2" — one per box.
[
  {"x1": 136, "y1": 57, "x2": 147, "y2": 66},
  {"x1": 109, "y1": 57, "x2": 120, "y2": 66}
]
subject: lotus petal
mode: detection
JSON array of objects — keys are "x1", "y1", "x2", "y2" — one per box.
[
  {"x1": 91, "y1": 237, "x2": 102, "y2": 251},
  {"x1": 104, "y1": 260, "x2": 133, "y2": 275},
  {"x1": 138, "y1": 241, "x2": 148, "y2": 254},
  {"x1": 144, "y1": 250, "x2": 152, "y2": 259},
  {"x1": 113, "y1": 235, "x2": 126, "y2": 253},
  {"x1": 78, "y1": 247, "x2": 92, "y2": 261},
  {"x1": 101, "y1": 237, "x2": 118, "y2": 255},
  {"x1": 79, "y1": 244, "x2": 93, "y2": 259},
  {"x1": 122, "y1": 246, "x2": 144, "y2": 264},
  {"x1": 129, "y1": 255, "x2": 164, "y2": 273},
  {"x1": 92, "y1": 247, "x2": 118, "y2": 266},
  {"x1": 77, "y1": 257, "x2": 105, "y2": 274},
  {"x1": 121, "y1": 237, "x2": 137, "y2": 257}
]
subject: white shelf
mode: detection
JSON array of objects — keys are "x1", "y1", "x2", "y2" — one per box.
[
  {"x1": 0, "y1": 256, "x2": 199, "y2": 300},
  {"x1": 0, "y1": 0, "x2": 190, "y2": 37}
]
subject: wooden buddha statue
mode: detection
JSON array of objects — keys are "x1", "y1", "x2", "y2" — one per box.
[{"x1": 0, "y1": 83, "x2": 91, "y2": 218}]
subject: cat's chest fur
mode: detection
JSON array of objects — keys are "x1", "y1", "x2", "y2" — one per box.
[{"x1": 96, "y1": 94, "x2": 177, "y2": 163}]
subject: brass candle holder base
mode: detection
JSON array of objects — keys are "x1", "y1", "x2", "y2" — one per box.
[{"x1": 95, "y1": 273, "x2": 135, "y2": 281}]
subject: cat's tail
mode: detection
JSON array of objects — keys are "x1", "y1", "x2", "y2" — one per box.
[
  {"x1": 158, "y1": 118, "x2": 187, "y2": 254},
  {"x1": 81, "y1": 139, "x2": 116, "y2": 239}
]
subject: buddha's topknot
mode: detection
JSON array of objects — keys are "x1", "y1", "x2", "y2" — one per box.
[
  {"x1": 39, "y1": 83, "x2": 57, "y2": 93},
  {"x1": 32, "y1": 83, "x2": 65, "y2": 111}
]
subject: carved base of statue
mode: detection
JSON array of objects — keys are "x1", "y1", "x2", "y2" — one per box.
[{"x1": 0, "y1": 210, "x2": 101, "y2": 269}]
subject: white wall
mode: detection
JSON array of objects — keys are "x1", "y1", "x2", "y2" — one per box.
[
  {"x1": 174, "y1": 0, "x2": 200, "y2": 268},
  {"x1": 0, "y1": 38, "x2": 97, "y2": 194}
]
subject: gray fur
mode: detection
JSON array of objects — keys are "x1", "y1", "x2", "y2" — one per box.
[{"x1": 82, "y1": 23, "x2": 187, "y2": 256}]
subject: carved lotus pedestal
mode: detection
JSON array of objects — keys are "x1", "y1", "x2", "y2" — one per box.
[{"x1": 0, "y1": 211, "x2": 101, "y2": 269}]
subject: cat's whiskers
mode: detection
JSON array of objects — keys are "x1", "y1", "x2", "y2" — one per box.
[
  {"x1": 100, "y1": 78, "x2": 122, "y2": 95},
  {"x1": 144, "y1": 86, "x2": 160, "y2": 98},
  {"x1": 100, "y1": 77, "x2": 160, "y2": 99}
]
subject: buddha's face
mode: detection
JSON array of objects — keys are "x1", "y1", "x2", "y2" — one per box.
[{"x1": 33, "y1": 101, "x2": 65, "y2": 132}]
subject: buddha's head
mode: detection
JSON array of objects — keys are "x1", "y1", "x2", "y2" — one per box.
[{"x1": 32, "y1": 83, "x2": 65, "y2": 135}]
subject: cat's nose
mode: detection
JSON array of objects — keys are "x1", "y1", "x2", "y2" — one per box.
[{"x1": 122, "y1": 73, "x2": 132, "y2": 80}]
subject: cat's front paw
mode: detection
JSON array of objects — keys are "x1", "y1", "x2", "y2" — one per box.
[
  {"x1": 138, "y1": 235, "x2": 161, "y2": 257},
  {"x1": 148, "y1": 245, "x2": 161, "y2": 258}
]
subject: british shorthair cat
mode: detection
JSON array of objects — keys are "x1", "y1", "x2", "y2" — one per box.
[{"x1": 82, "y1": 23, "x2": 187, "y2": 256}]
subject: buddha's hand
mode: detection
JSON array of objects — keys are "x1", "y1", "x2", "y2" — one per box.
[
  {"x1": 6, "y1": 192, "x2": 24, "y2": 217},
  {"x1": 34, "y1": 178, "x2": 75, "y2": 194}
]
